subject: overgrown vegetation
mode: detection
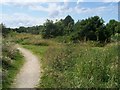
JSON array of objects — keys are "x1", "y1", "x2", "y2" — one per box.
[
  {"x1": 39, "y1": 43, "x2": 119, "y2": 88},
  {"x1": 14, "y1": 33, "x2": 119, "y2": 88},
  {"x1": 23, "y1": 40, "x2": 119, "y2": 88},
  {"x1": 44, "y1": 16, "x2": 119, "y2": 42},
  {"x1": 1, "y1": 15, "x2": 120, "y2": 88},
  {"x1": 2, "y1": 39, "x2": 24, "y2": 89}
]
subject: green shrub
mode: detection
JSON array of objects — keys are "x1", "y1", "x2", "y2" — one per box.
[{"x1": 111, "y1": 33, "x2": 120, "y2": 42}]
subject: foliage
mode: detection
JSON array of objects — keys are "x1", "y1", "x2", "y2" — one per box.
[
  {"x1": 42, "y1": 15, "x2": 75, "y2": 38},
  {"x1": 1, "y1": 23, "x2": 12, "y2": 37},
  {"x1": 106, "y1": 19, "x2": 118, "y2": 35},
  {"x1": 1, "y1": 15, "x2": 119, "y2": 43},
  {"x1": 63, "y1": 15, "x2": 74, "y2": 35},
  {"x1": 12, "y1": 25, "x2": 43, "y2": 34},
  {"x1": 1, "y1": 14, "x2": 120, "y2": 88},
  {"x1": 39, "y1": 43, "x2": 119, "y2": 88},
  {"x1": 42, "y1": 19, "x2": 59, "y2": 38},
  {"x1": 72, "y1": 16, "x2": 106, "y2": 42},
  {"x1": 13, "y1": 33, "x2": 119, "y2": 88},
  {"x1": 2, "y1": 39, "x2": 24, "y2": 89},
  {"x1": 41, "y1": 15, "x2": 119, "y2": 43}
]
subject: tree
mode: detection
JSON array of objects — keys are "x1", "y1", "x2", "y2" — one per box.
[
  {"x1": 63, "y1": 15, "x2": 74, "y2": 26},
  {"x1": 63, "y1": 15, "x2": 74, "y2": 34},
  {"x1": 115, "y1": 22, "x2": 120, "y2": 33},
  {"x1": 42, "y1": 19, "x2": 57, "y2": 38},
  {"x1": 105, "y1": 20, "x2": 118, "y2": 42},
  {"x1": 55, "y1": 19, "x2": 64, "y2": 36},
  {"x1": 1, "y1": 23, "x2": 9, "y2": 37},
  {"x1": 18, "y1": 26, "x2": 26, "y2": 33},
  {"x1": 106, "y1": 20, "x2": 118, "y2": 35},
  {"x1": 71, "y1": 16, "x2": 105, "y2": 42}
]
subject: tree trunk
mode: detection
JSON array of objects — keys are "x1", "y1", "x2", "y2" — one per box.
[{"x1": 84, "y1": 36, "x2": 86, "y2": 42}]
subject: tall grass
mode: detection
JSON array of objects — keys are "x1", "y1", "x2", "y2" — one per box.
[
  {"x1": 11, "y1": 33, "x2": 119, "y2": 88},
  {"x1": 39, "y1": 43, "x2": 119, "y2": 88},
  {"x1": 12, "y1": 33, "x2": 57, "y2": 46}
]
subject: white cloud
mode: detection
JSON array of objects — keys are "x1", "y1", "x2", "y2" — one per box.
[
  {"x1": 102, "y1": 0, "x2": 119, "y2": 2},
  {"x1": 1, "y1": 1, "x2": 72, "y2": 28},
  {"x1": 77, "y1": 0, "x2": 84, "y2": 4},
  {"x1": 83, "y1": 0, "x2": 119, "y2": 2},
  {"x1": 1, "y1": 0, "x2": 118, "y2": 28},
  {"x1": 74, "y1": 4, "x2": 115, "y2": 15},
  {"x1": 1, "y1": 0, "x2": 119, "y2": 4},
  {"x1": 1, "y1": 13, "x2": 46, "y2": 28},
  {"x1": 0, "y1": 0, "x2": 69, "y2": 4},
  {"x1": 0, "y1": 12, "x2": 66, "y2": 28},
  {"x1": 1, "y1": 1, "x2": 71, "y2": 18},
  {"x1": 29, "y1": 5, "x2": 48, "y2": 12},
  {"x1": 29, "y1": 2, "x2": 72, "y2": 18},
  {"x1": 47, "y1": 3, "x2": 72, "y2": 17}
]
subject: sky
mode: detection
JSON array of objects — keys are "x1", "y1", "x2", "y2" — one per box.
[{"x1": 0, "y1": 0, "x2": 119, "y2": 28}]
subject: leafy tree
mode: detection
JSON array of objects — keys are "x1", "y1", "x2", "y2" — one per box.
[
  {"x1": 105, "y1": 20, "x2": 118, "y2": 42},
  {"x1": 55, "y1": 19, "x2": 64, "y2": 36},
  {"x1": 1, "y1": 23, "x2": 11, "y2": 37},
  {"x1": 12, "y1": 25, "x2": 43, "y2": 34},
  {"x1": 97, "y1": 25, "x2": 107, "y2": 42},
  {"x1": 115, "y1": 22, "x2": 120, "y2": 33},
  {"x1": 63, "y1": 15, "x2": 74, "y2": 26},
  {"x1": 71, "y1": 16, "x2": 105, "y2": 42},
  {"x1": 63, "y1": 15, "x2": 74, "y2": 34},
  {"x1": 106, "y1": 20, "x2": 118, "y2": 35},
  {"x1": 18, "y1": 26, "x2": 26, "y2": 33},
  {"x1": 42, "y1": 19, "x2": 58, "y2": 38}
]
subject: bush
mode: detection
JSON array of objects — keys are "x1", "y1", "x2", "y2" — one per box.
[{"x1": 111, "y1": 33, "x2": 120, "y2": 42}]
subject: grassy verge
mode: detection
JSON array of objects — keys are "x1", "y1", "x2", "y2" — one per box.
[
  {"x1": 22, "y1": 45, "x2": 48, "y2": 58},
  {"x1": 2, "y1": 51, "x2": 24, "y2": 89},
  {"x1": 2, "y1": 39, "x2": 24, "y2": 89}
]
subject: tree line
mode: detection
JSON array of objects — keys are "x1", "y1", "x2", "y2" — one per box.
[
  {"x1": 1, "y1": 24, "x2": 43, "y2": 37},
  {"x1": 42, "y1": 15, "x2": 119, "y2": 42},
  {"x1": 1, "y1": 15, "x2": 120, "y2": 42}
]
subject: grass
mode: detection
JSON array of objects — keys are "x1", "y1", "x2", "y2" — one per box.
[
  {"x1": 39, "y1": 43, "x2": 119, "y2": 88},
  {"x1": 2, "y1": 39, "x2": 24, "y2": 89},
  {"x1": 11, "y1": 33, "x2": 57, "y2": 46},
  {"x1": 2, "y1": 50, "x2": 24, "y2": 89},
  {"x1": 22, "y1": 42, "x2": 119, "y2": 88},
  {"x1": 9, "y1": 33, "x2": 119, "y2": 88},
  {"x1": 22, "y1": 45, "x2": 48, "y2": 58},
  {"x1": 22, "y1": 45, "x2": 49, "y2": 73}
]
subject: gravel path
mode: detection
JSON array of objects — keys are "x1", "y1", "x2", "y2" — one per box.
[{"x1": 12, "y1": 45, "x2": 40, "y2": 88}]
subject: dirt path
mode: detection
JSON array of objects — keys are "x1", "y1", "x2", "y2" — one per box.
[{"x1": 12, "y1": 45, "x2": 41, "y2": 88}]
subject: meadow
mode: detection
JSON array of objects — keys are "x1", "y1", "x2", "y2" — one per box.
[
  {"x1": 12, "y1": 33, "x2": 120, "y2": 88},
  {"x1": 1, "y1": 5, "x2": 120, "y2": 89},
  {"x1": 1, "y1": 15, "x2": 120, "y2": 88}
]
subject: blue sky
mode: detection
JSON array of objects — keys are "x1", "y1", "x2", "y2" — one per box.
[{"x1": 0, "y1": 0, "x2": 119, "y2": 28}]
